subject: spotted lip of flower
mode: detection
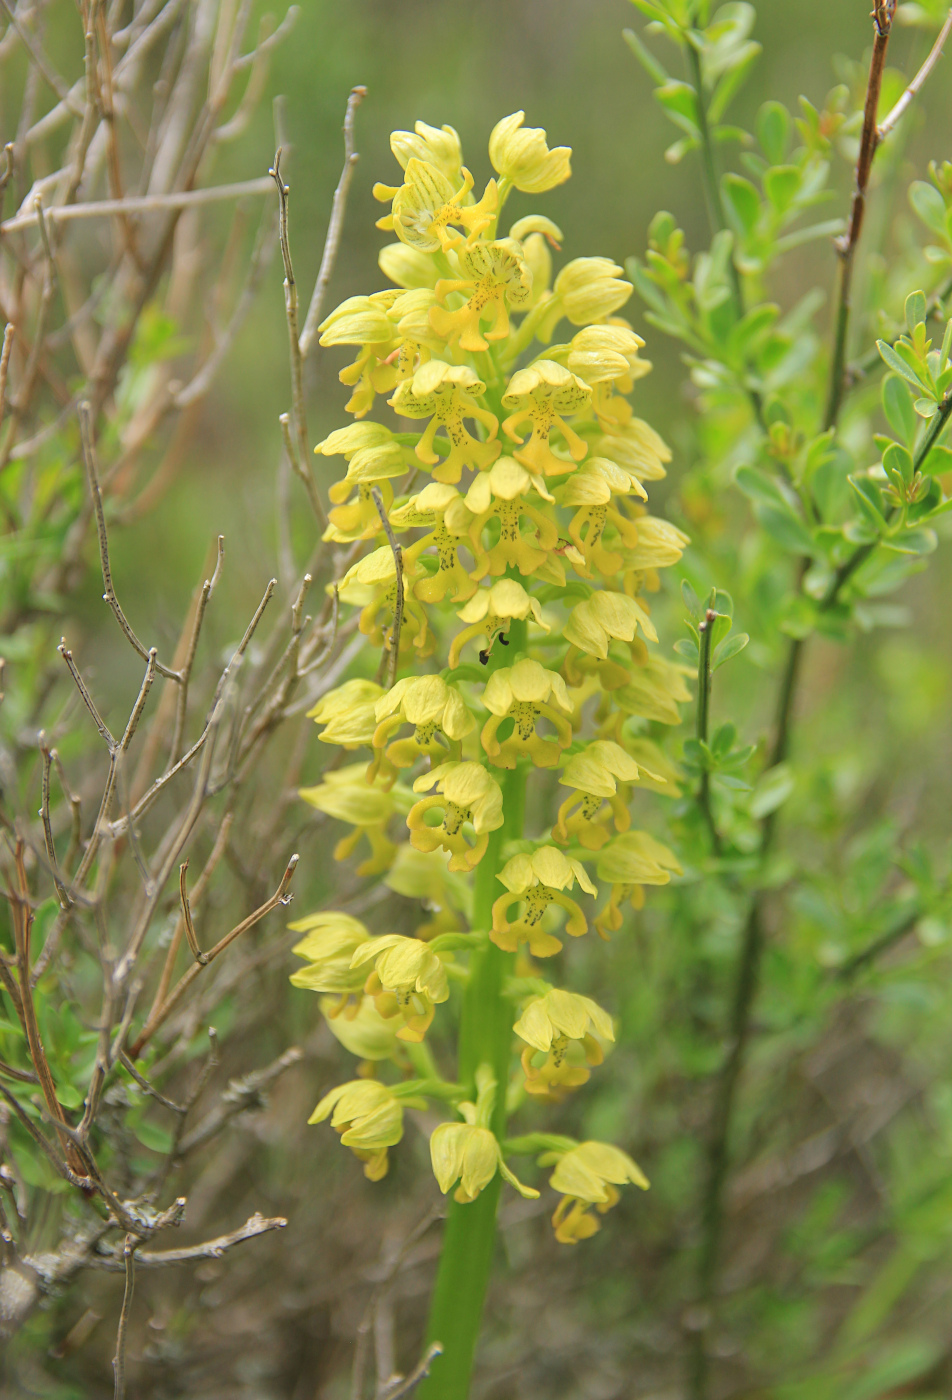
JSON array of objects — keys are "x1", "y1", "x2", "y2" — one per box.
[
  {"x1": 463, "y1": 455, "x2": 558, "y2": 581},
  {"x1": 308, "y1": 1079, "x2": 405, "y2": 1181},
  {"x1": 350, "y1": 933, "x2": 450, "y2": 1042},
  {"x1": 429, "y1": 238, "x2": 532, "y2": 354},
  {"x1": 336, "y1": 546, "x2": 430, "y2": 658},
  {"x1": 449, "y1": 578, "x2": 549, "y2": 670},
  {"x1": 514, "y1": 988, "x2": 614, "y2": 1099},
  {"x1": 407, "y1": 761, "x2": 504, "y2": 872},
  {"x1": 288, "y1": 910, "x2": 370, "y2": 999},
  {"x1": 488, "y1": 111, "x2": 572, "y2": 194},
  {"x1": 431, "y1": 1120, "x2": 539, "y2": 1204},
  {"x1": 372, "y1": 674, "x2": 474, "y2": 776},
  {"x1": 480, "y1": 658, "x2": 573, "y2": 769},
  {"x1": 491, "y1": 846, "x2": 596, "y2": 958},
  {"x1": 595, "y1": 831, "x2": 683, "y2": 936},
  {"x1": 547, "y1": 1140, "x2": 649, "y2": 1244},
  {"x1": 389, "y1": 358, "x2": 500, "y2": 484},
  {"x1": 554, "y1": 740, "x2": 643, "y2": 851},
  {"x1": 374, "y1": 158, "x2": 498, "y2": 254},
  {"x1": 307, "y1": 678, "x2": 385, "y2": 748},
  {"x1": 556, "y1": 456, "x2": 644, "y2": 579},
  {"x1": 389, "y1": 483, "x2": 477, "y2": 605},
  {"x1": 501, "y1": 360, "x2": 591, "y2": 478}
]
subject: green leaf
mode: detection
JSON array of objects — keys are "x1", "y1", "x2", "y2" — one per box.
[
  {"x1": 734, "y1": 463, "x2": 789, "y2": 508},
  {"x1": 712, "y1": 632, "x2": 749, "y2": 670},
  {"x1": 763, "y1": 164, "x2": 801, "y2": 214},
  {"x1": 135, "y1": 1120, "x2": 174, "y2": 1155},
  {"x1": 722, "y1": 173, "x2": 760, "y2": 236},
  {"x1": 756, "y1": 502, "x2": 815, "y2": 555},
  {"x1": 674, "y1": 637, "x2": 700, "y2": 663},
  {"x1": 655, "y1": 81, "x2": 701, "y2": 139},
  {"x1": 681, "y1": 578, "x2": 701, "y2": 618},
  {"x1": 885, "y1": 526, "x2": 937, "y2": 556},
  {"x1": 756, "y1": 100, "x2": 791, "y2": 164},
  {"x1": 909, "y1": 180, "x2": 949, "y2": 239},
  {"x1": 920, "y1": 443, "x2": 952, "y2": 476},
  {"x1": 882, "y1": 374, "x2": 916, "y2": 446},
  {"x1": 749, "y1": 762, "x2": 794, "y2": 819},
  {"x1": 905, "y1": 289, "x2": 927, "y2": 332},
  {"x1": 882, "y1": 441, "x2": 913, "y2": 487},
  {"x1": 877, "y1": 340, "x2": 926, "y2": 389},
  {"x1": 622, "y1": 28, "x2": 670, "y2": 85}
]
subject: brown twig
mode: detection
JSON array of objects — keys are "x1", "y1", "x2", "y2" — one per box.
[
  {"x1": 279, "y1": 409, "x2": 325, "y2": 527},
  {"x1": 79, "y1": 402, "x2": 178, "y2": 680},
  {"x1": 93, "y1": 1212, "x2": 287, "y2": 1270},
  {"x1": 378, "y1": 1345, "x2": 444, "y2": 1400},
  {"x1": 112, "y1": 1236, "x2": 135, "y2": 1400},
  {"x1": 129, "y1": 853, "x2": 298, "y2": 1055},
  {"x1": 178, "y1": 860, "x2": 208, "y2": 965},
  {"x1": 299, "y1": 84, "x2": 366, "y2": 357}
]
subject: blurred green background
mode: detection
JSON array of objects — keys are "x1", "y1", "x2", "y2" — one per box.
[{"x1": 32, "y1": 2, "x2": 952, "y2": 1396}]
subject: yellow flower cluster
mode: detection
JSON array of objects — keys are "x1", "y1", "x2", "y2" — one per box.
[{"x1": 293, "y1": 115, "x2": 685, "y2": 1242}]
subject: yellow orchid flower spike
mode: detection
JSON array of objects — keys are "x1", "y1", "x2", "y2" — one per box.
[
  {"x1": 480, "y1": 659, "x2": 573, "y2": 769},
  {"x1": 294, "y1": 116, "x2": 694, "y2": 1349},
  {"x1": 407, "y1": 761, "x2": 504, "y2": 872},
  {"x1": 491, "y1": 846, "x2": 596, "y2": 957}
]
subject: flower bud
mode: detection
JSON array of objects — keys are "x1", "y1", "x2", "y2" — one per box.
[{"x1": 489, "y1": 112, "x2": 571, "y2": 193}]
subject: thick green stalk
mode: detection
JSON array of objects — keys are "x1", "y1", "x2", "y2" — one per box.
[{"x1": 419, "y1": 623, "x2": 528, "y2": 1400}]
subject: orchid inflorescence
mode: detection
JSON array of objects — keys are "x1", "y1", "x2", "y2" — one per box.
[{"x1": 291, "y1": 113, "x2": 688, "y2": 1246}]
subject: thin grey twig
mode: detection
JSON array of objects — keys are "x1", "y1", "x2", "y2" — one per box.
[
  {"x1": 0, "y1": 176, "x2": 275, "y2": 235},
  {"x1": 378, "y1": 1345, "x2": 444, "y2": 1400},
  {"x1": 112, "y1": 1237, "x2": 135, "y2": 1400},
  {"x1": 0, "y1": 323, "x2": 14, "y2": 434},
  {"x1": 117, "y1": 1051, "x2": 185, "y2": 1114},
  {"x1": 38, "y1": 737, "x2": 72, "y2": 910},
  {"x1": 79, "y1": 403, "x2": 178, "y2": 680},
  {"x1": 299, "y1": 84, "x2": 366, "y2": 357},
  {"x1": 279, "y1": 409, "x2": 325, "y2": 527},
  {"x1": 93, "y1": 1212, "x2": 287, "y2": 1270},
  {"x1": 268, "y1": 147, "x2": 310, "y2": 496}
]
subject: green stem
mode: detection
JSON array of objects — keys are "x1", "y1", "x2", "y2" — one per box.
[
  {"x1": 695, "y1": 607, "x2": 720, "y2": 855},
  {"x1": 419, "y1": 625, "x2": 527, "y2": 1400}
]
